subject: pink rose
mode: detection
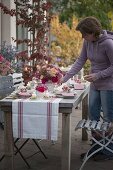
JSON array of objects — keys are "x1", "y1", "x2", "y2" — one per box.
[
  {"x1": 0, "y1": 55, "x2": 4, "y2": 62},
  {"x1": 35, "y1": 85, "x2": 48, "y2": 92},
  {"x1": 5, "y1": 60, "x2": 11, "y2": 66},
  {"x1": 51, "y1": 76, "x2": 58, "y2": 83},
  {"x1": 41, "y1": 77, "x2": 48, "y2": 84}
]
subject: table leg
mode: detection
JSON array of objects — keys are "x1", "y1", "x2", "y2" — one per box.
[
  {"x1": 61, "y1": 113, "x2": 71, "y2": 170},
  {"x1": 4, "y1": 111, "x2": 14, "y2": 170},
  {"x1": 82, "y1": 94, "x2": 88, "y2": 140}
]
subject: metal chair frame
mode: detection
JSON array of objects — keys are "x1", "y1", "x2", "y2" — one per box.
[
  {"x1": 0, "y1": 138, "x2": 47, "y2": 168},
  {"x1": 75, "y1": 119, "x2": 113, "y2": 170}
]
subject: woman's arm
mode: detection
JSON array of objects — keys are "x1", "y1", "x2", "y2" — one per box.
[{"x1": 62, "y1": 41, "x2": 87, "y2": 83}]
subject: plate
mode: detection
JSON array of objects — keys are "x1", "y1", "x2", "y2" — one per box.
[
  {"x1": 56, "y1": 92, "x2": 76, "y2": 99},
  {"x1": 74, "y1": 83, "x2": 84, "y2": 90},
  {"x1": 17, "y1": 92, "x2": 32, "y2": 98},
  {"x1": 62, "y1": 92, "x2": 76, "y2": 99},
  {"x1": 5, "y1": 96, "x2": 18, "y2": 99}
]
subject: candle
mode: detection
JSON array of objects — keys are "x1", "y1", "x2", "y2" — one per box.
[{"x1": 31, "y1": 92, "x2": 37, "y2": 99}]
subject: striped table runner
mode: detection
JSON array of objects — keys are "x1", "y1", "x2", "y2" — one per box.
[{"x1": 12, "y1": 98, "x2": 61, "y2": 141}]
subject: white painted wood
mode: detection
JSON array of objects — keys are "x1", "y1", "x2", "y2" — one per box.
[
  {"x1": 0, "y1": 73, "x2": 24, "y2": 126},
  {"x1": 11, "y1": 73, "x2": 24, "y2": 88},
  {"x1": 0, "y1": 0, "x2": 1, "y2": 45},
  {"x1": 90, "y1": 120, "x2": 97, "y2": 129},
  {"x1": 1, "y1": 0, "x2": 16, "y2": 45},
  {"x1": 61, "y1": 113, "x2": 71, "y2": 170}
]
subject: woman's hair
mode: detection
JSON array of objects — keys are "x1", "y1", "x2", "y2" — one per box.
[{"x1": 76, "y1": 16, "x2": 102, "y2": 38}]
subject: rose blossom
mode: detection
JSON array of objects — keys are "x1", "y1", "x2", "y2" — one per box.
[
  {"x1": 35, "y1": 85, "x2": 48, "y2": 92},
  {"x1": 51, "y1": 76, "x2": 58, "y2": 83},
  {"x1": 0, "y1": 54, "x2": 4, "y2": 62}
]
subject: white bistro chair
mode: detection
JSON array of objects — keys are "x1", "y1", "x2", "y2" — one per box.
[
  {"x1": 0, "y1": 75, "x2": 14, "y2": 129},
  {"x1": 12, "y1": 73, "x2": 24, "y2": 89},
  {"x1": 75, "y1": 119, "x2": 113, "y2": 170},
  {"x1": 0, "y1": 73, "x2": 24, "y2": 129}
]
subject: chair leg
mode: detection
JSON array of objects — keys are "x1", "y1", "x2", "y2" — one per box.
[
  {"x1": 79, "y1": 134, "x2": 113, "y2": 170},
  {"x1": 15, "y1": 138, "x2": 47, "y2": 159},
  {"x1": 0, "y1": 138, "x2": 20, "y2": 163},
  {"x1": 0, "y1": 138, "x2": 47, "y2": 168},
  {"x1": 0, "y1": 155, "x2": 5, "y2": 162},
  {"x1": 80, "y1": 146, "x2": 103, "y2": 170},
  {"x1": 0, "y1": 147, "x2": 30, "y2": 169},
  {"x1": 14, "y1": 143, "x2": 31, "y2": 168},
  {"x1": 14, "y1": 138, "x2": 29, "y2": 155},
  {"x1": 0, "y1": 138, "x2": 19, "y2": 163},
  {"x1": 0, "y1": 138, "x2": 30, "y2": 168},
  {"x1": 32, "y1": 139, "x2": 47, "y2": 159},
  {"x1": 0, "y1": 122, "x2": 4, "y2": 130}
]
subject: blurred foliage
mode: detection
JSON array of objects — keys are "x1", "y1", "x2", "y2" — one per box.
[
  {"x1": 50, "y1": 15, "x2": 92, "y2": 74},
  {"x1": 108, "y1": 11, "x2": 113, "y2": 30},
  {"x1": 51, "y1": 0, "x2": 113, "y2": 30},
  {"x1": 83, "y1": 59, "x2": 91, "y2": 75},
  {"x1": 50, "y1": 15, "x2": 83, "y2": 67},
  {"x1": 50, "y1": 0, "x2": 113, "y2": 74}
]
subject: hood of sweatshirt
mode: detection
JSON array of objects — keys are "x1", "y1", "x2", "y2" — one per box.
[{"x1": 97, "y1": 30, "x2": 113, "y2": 43}]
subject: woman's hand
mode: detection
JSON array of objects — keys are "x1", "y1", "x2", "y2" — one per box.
[{"x1": 84, "y1": 73, "x2": 98, "y2": 82}]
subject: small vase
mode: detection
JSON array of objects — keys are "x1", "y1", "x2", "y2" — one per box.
[
  {"x1": 45, "y1": 82, "x2": 55, "y2": 92},
  {"x1": 36, "y1": 91, "x2": 45, "y2": 98}
]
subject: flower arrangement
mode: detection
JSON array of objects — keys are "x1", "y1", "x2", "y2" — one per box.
[
  {"x1": 0, "y1": 54, "x2": 13, "y2": 76},
  {"x1": 0, "y1": 41, "x2": 20, "y2": 73},
  {"x1": 0, "y1": 41, "x2": 17, "y2": 62},
  {"x1": 0, "y1": 1, "x2": 52, "y2": 84},
  {"x1": 34, "y1": 64, "x2": 63, "y2": 84}
]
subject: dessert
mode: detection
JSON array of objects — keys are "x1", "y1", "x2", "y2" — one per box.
[{"x1": 62, "y1": 85, "x2": 70, "y2": 92}]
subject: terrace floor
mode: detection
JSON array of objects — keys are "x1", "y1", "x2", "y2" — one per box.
[{"x1": 0, "y1": 108, "x2": 113, "y2": 170}]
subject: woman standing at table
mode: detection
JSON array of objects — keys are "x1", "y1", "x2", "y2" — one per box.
[{"x1": 60, "y1": 16, "x2": 113, "y2": 161}]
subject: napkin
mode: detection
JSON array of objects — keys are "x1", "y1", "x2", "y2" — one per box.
[{"x1": 12, "y1": 98, "x2": 61, "y2": 141}]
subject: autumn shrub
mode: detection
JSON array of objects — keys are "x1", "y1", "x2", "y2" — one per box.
[
  {"x1": 50, "y1": 15, "x2": 83, "y2": 66},
  {"x1": 50, "y1": 15, "x2": 91, "y2": 74}
]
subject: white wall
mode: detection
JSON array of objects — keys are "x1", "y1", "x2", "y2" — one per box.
[
  {"x1": 0, "y1": 0, "x2": 1, "y2": 45},
  {"x1": 1, "y1": 0, "x2": 16, "y2": 46}
]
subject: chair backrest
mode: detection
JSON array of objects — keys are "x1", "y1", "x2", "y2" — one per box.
[
  {"x1": 0, "y1": 75, "x2": 14, "y2": 99},
  {"x1": 12, "y1": 73, "x2": 24, "y2": 89},
  {"x1": 0, "y1": 73, "x2": 24, "y2": 126},
  {"x1": 0, "y1": 73, "x2": 24, "y2": 99},
  {"x1": 75, "y1": 119, "x2": 110, "y2": 132}
]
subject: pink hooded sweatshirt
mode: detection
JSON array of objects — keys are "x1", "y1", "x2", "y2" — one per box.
[{"x1": 62, "y1": 30, "x2": 113, "y2": 90}]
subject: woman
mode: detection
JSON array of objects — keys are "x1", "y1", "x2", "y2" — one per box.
[{"x1": 60, "y1": 16, "x2": 113, "y2": 160}]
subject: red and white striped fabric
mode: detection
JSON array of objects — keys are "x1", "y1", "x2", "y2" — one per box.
[{"x1": 12, "y1": 98, "x2": 61, "y2": 141}]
